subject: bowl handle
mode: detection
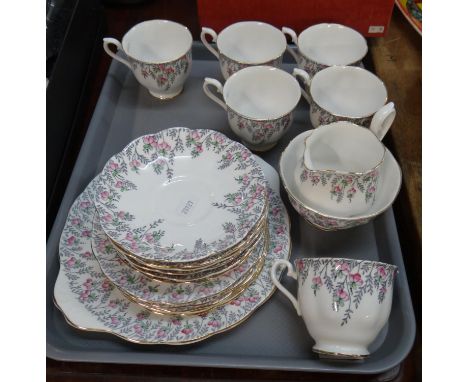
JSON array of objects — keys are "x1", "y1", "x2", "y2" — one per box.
[
  {"x1": 103, "y1": 38, "x2": 132, "y2": 70},
  {"x1": 203, "y1": 78, "x2": 227, "y2": 110},
  {"x1": 292, "y1": 68, "x2": 312, "y2": 105},
  {"x1": 370, "y1": 102, "x2": 396, "y2": 141},
  {"x1": 270, "y1": 259, "x2": 301, "y2": 316},
  {"x1": 282, "y1": 27, "x2": 299, "y2": 63},
  {"x1": 201, "y1": 27, "x2": 220, "y2": 59}
]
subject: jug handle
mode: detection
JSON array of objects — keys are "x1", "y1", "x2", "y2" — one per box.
[
  {"x1": 282, "y1": 27, "x2": 300, "y2": 63},
  {"x1": 370, "y1": 102, "x2": 396, "y2": 141},
  {"x1": 103, "y1": 38, "x2": 132, "y2": 70},
  {"x1": 270, "y1": 259, "x2": 301, "y2": 316},
  {"x1": 201, "y1": 27, "x2": 220, "y2": 59}
]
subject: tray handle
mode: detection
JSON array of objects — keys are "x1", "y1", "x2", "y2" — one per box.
[
  {"x1": 103, "y1": 38, "x2": 132, "y2": 70},
  {"x1": 282, "y1": 27, "x2": 299, "y2": 63},
  {"x1": 270, "y1": 259, "x2": 301, "y2": 316},
  {"x1": 201, "y1": 27, "x2": 220, "y2": 59},
  {"x1": 292, "y1": 68, "x2": 312, "y2": 105},
  {"x1": 203, "y1": 78, "x2": 227, "y2": 110}
]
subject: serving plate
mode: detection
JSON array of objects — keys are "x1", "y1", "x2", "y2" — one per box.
[{"x1": 55, "y1": 159, "x2": 290, "y2": 344}]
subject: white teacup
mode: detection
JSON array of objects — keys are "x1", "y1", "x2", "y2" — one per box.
[
  {"x1": 103, "y1": 20, "x2": 192, "y2": 99},
  {"x1": 203, "y1": 66, "x2": 301, "y2": 151},
  {"x1": 271, "y1": 257, "x2": 397, "y2": 359},
  {"x1": 293, "y1": 66, "x2": 396, "y2": 140},
  {"x1": 282, "y1": 23, "x2": 368, "y2": 76},
  {"x1": 296, "y1": 122, "x2": 386, "y2": 217},
  {"x1": 201, "y1": 21, "x2": 287, "y2": 79}
]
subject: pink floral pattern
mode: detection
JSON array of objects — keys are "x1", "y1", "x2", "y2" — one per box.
[
  {"x1": 295, "y1": 258, "x2": 397, "y2": 325},
  {"x1": 219, "y1": 54, "x2": 283, "y2": 78},
  {"x1": 288, "y1": 196, "x2": 371, "y2": 231},
  {"x1": 94, "y1": 128, "x2": 267, "y2": 262},
  {"x1": 310, "y1": 99, "x2": 371, "y2": 129},
  {"x1": 129, "y1": 51, "x2": 191, "y2": 91},
  {"x1": 227, "y1": 108, "x2": 293, "y2": 149},
  {"x1": 297, "y1": 54, "x2": 362, "y2": 77},
  {"x1": 56, "y1": 178, "x2": 291, "y2": 344},
  {"x1": 299, "y1": 165, "x2": 379, "y2": 205},
  {"x1": 91, "y1": 217, "x2": 266, "y2": 306}
]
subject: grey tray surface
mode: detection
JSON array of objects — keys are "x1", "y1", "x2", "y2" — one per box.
[{"x1": 46, "y1": 44, "x2": 416, "y2": 374}]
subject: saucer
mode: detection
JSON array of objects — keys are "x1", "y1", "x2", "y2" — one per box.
[
  {"x1": 93, "y1": 128, "x2": 267, "y2": 263},
  {"x1": 54, "y1": 155, "x2": 291, "y2": 344},
  {"x1": 91, "y1": 217, "x2": 267, "y2": 307},
  {"x1": 279, "y1": 131, "x2": 402, "y2": 231}
]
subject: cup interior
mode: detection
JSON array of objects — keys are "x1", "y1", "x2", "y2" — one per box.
[
  {"x1": 122, "y1": 20, "x2": 192, "y2": 63},
  {"x1": 304, "y1": 122, "x2": 385, "y2": 173},
  {"x1": 224, "y1": 66, "x2": 301, "y2": 119},
  {"x1": 310, "y1": 66, "x2": 388, "y2": 118},
  {"x1": 298, "y1": 23, "x2": 367, "y2": 66},
  {"x1": 217, "y1": 21, "x2": 286, "y2": 63}
]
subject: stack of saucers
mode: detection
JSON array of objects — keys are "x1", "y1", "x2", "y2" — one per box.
[{"x1": 90, "y1": 127, "x2": 269, "y2": 315}]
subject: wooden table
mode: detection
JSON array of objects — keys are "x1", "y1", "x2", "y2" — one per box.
[{"x1": 47, "y1": 2, "x2": 421, "y2": 380}]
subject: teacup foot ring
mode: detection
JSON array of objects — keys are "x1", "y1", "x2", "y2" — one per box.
[
  {"x1": 313, "y1": 348, "x2": 369, "y2": 361},
  {"x1": 241, "y1": 140, "x2": 278, "y2": 153},
  {"x1": 149, "y1": 86, "x2": 183, "y2": 100}
]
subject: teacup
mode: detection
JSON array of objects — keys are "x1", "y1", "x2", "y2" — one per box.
[
  {"x1": 103, "y1": 20, "x2": 192, "y2": 99},
  {"x1": 271, "y1": 257, "x2": 397, "y2": 359},
  {"x1": 201, "y1": 21, "x2": 286, "y2": 79},
  {"x1": 282, "y1": 23, "x2": 367, "y2": 76},
  {"x1": 297, "y1": 122, "x2": 386, "y2": 217},
  {"x1": 293, "y1": 66, "x2": 396, "y2": 140},
  {"x1": 203, "y1": 66, "x2": 301, "y2": 151}
]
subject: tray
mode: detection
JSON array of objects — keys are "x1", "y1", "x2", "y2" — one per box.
[{"x1": 46, "y1": 42, "x2": 416, "y2": 374}]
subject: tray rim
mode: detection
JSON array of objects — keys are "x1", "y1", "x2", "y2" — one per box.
[{"x1": 46, "y1": 45, "x2": 416, "y2": 374}]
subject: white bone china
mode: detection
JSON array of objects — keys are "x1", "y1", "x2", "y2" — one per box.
[
  {"x1": 203, "y1": 66, "x2": 301, "y2": 151},
  {"x1": 293, "y1": 66, "x2": 396, "y2": 140},
  {"x1": 201, "y1": 21, "x2": 286, "y2": 79},
  {"x1": 103, "y1": 20, "x2": 192, "y2": 99},
  {"x1": 282, "y1": 23, "x2": 367, "y2": 76}
]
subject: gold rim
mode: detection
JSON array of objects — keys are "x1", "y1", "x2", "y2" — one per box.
[
  {"x1": 54, "y1": 203, "x2": 291, "y2": 345},
  {"x1": 116, "y1": 227, "x2": 270, "y2": 311},
  {"x1": 109, "y1": 214, "x2": 268, "y2": 272},
  {"x1": 313, "y1": 348, "x2": 368, "y2": 360},
  {"x1": 121, "y1": 251, "x2": 267, "y2": 315},
  {"x1": 301, "y1": 126, "x2": 387, "y2": 176},
  {"x1": 108, "y1": 200, "x2": 269, "y2": 270},
  {"x1": 97, "y1": 226, "x2": 268, "y2": 288},
  {"x1": 278, "y1": 148, "x2": 402, "y2": 222}
]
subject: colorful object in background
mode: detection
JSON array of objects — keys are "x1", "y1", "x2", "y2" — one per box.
[
  {"x1": 197, "y1": 0, "x2": 396, "y2": 38},
  {"x1": 395, "y1": 0, "x2": 422, "y2": 35}
]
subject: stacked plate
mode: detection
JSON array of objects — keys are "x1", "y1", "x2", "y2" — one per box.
[{"x1": 89, "y1": 127, "x2": 270, "y2": 315}]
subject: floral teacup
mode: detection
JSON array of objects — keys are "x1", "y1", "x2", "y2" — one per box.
[
  {"x1": 282, "y1": 23, "x2": 367, "y2": 77},
  {"x1": 293, "y1": 66, "x2": 396, "y2": 140},
  {"x1": 271, "y1": 257, "x2": 397, "y2": 359},
  {"x1": 203, "y1": 66, "x2": 301, "y2": 151},
  {"x1": 103, "y1": 20, "x2": 192, "y2": 99},
  {"x1": 296, "y1": 122, "x2": 386, "y2": 217},
  {"x1": 201, "y1": 21, "x2": 286, "y2": 79}
]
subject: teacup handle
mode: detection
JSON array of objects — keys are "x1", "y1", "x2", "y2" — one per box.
[
  {"x1": 281, "y1": 27, "x2": 300, "y2": 63},
  {"x1": 292, "y1": 68, "x2": 313, "y2": 105},
  {"x1": 370, "y1": 102, "x2": 396, "y2": 141},
  {"x1": 270, "y1": 259, "x2": 301, "y2": 316},
  {"x1": 103, "y1": 38, "x2": 132, "y2": 70},
  {"x1": 203, "y1": 78, "x2": 227, "y2": 110},
  {"x1": 201, "y1": 27, "x2": 220, "y2": 59}
]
